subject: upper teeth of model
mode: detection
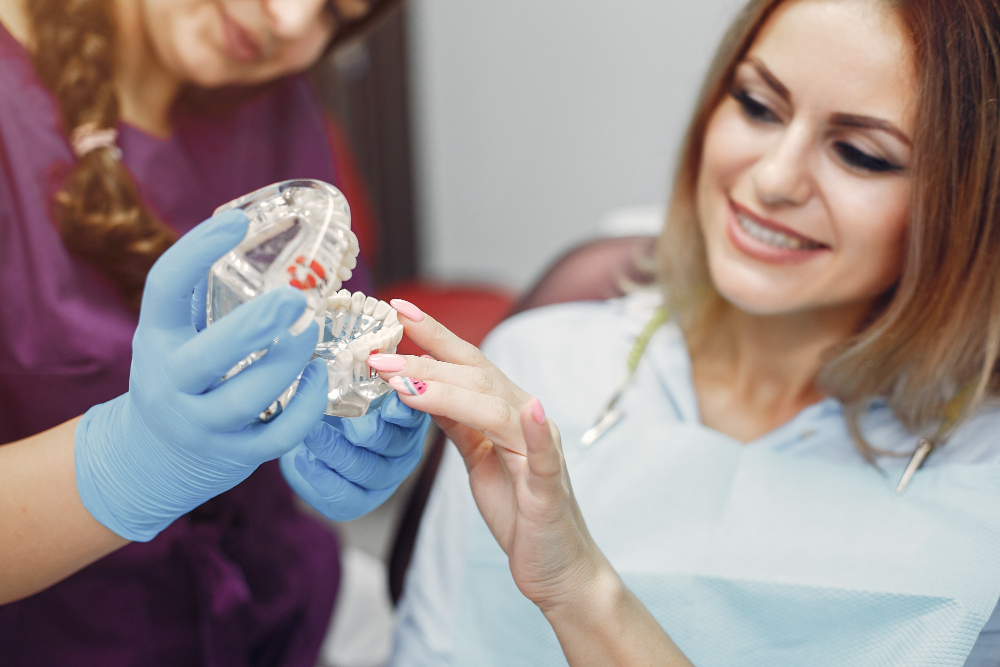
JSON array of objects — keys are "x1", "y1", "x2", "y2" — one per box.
[{"x1": 737, "y1": 212, "x2": 820, "y2": 250}]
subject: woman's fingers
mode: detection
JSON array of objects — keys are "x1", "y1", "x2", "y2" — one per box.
[
  {"x1": 389, "y1": 299, "x2": 491, "y2": 368},
  {"x1": 389, "y1": 377, "x2": 527, "y2": 456},
  {"x1": 370, "y1": 353, "x2": 526, "y2": 405},
  {"x1": 520, "y1": 398, "x2": 566, "y2": 499}
]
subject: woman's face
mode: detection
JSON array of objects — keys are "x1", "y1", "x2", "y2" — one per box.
[
  {"x1": 139, "y1": 0, "x2": 364, "y2": 88},
  {"x1": 695, "y1": 0, "x2": 916, "y2": 317}
]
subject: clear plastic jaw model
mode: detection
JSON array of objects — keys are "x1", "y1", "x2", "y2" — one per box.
[
  {"x1": 205, "y1": 180, "x2": 403, "y2": 419},
  {"x1": 255, "y1": 293, "x2": 404, "y2": 419},
  {"x1": 315, "y1": 290, "x2": 403, "y2": 417},
  {"x1": 206, "y1": 179, "x2": 358, "y2": 334}
]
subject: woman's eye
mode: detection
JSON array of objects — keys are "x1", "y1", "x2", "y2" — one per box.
[
  {"x1": 731, "y1": 88, "x2": 779, "y2": 124},
  {"x1": 834, "y1": 142, "x2": 901, "y2": 173}
]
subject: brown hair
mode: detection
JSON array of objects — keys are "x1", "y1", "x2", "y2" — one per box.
[
  {"x1": 26, "y1": 0, "x2": 403, "y2": 309},
  {"x1": 657, "y1": 0, "x2": 1000, "y2": 455},
  {"x1": 29, "y1": 0, "x2": 177, "y2": 309}
]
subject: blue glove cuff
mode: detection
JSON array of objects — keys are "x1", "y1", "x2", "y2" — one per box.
[{"x1": 75, "y1": 394, "x2": 254, "y2": 542}]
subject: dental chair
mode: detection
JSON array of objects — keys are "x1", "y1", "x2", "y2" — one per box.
[{"x1": 387, "y1": 234, "x2": 658, "y2": 604}]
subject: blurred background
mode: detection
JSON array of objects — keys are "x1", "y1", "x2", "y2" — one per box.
[{"x1": 310, "y1": 2, "x2": 744, "y2": 664}]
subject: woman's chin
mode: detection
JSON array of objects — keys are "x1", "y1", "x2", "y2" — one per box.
[{"x1": 709, "y1": 272, "x2": 811, "y2": 318}]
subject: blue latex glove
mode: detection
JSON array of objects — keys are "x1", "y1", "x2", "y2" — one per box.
[
  {"x1": 75, "y1": 210, "x2": 329, "y2": 542},
  {"x1": 280, "y1": 392, "x2": 430, "y2": 521}
]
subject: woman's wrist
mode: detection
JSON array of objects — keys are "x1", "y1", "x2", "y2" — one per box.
[{"x1": 536, "y1": 551, "x2": 623, "y2": 625}]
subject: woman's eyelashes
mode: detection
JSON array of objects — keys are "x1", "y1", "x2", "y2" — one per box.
[
  {"x1": 731, "y1": 87, "x2": 903, "y2": 175},
  {"x1": 833, "y1": 141, "x2": 902, "y2": 174},
  {"x1": 731, "y1": 87, "x2": 780, "y2": 124}
]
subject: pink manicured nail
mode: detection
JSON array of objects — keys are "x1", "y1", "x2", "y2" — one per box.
[
  {"x1": 530, "y1": 397, "x2": 546, "y2": 425},
  {"x1": 368, "y1": 353, "x2": 407, "y2": 372},
  {"x1": 420, "y1": 354, "x2": 434, "y2": 360},
  {"x1": 391, "y1": 299, "x2": 425, "y2": 322},
  {"x1": 390, "y1": 376, "x2": 427, "y2": 396}
]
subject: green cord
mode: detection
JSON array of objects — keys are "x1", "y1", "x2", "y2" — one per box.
[{"x1": 626, "y1": 307, "x2": 669, "y2": 376}]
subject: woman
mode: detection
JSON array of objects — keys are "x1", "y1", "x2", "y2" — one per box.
[
  {"x1": 326, "y1": 0, "x2": 1000, "y2": 664},
  {"x1": 0, "y1": 0, "x2": 425, "y2": 664}
]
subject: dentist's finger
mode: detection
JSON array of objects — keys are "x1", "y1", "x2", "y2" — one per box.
[
  {"x1": 169, "y1": 288, "x2": 310, "y2": 394},
  {"x1": 182, "y1": 321, "x2": 319, "y2": 431},
  {"x1": 245, "y1": 358, "x2": 330, "y2": 461},
  {"x1": 141, "y1": 210, "x2": 249, "y2": 330}
]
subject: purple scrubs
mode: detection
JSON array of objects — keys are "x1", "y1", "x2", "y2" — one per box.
[{"x1": 0, "y1": 22, "x2": 368, "y2": 666}]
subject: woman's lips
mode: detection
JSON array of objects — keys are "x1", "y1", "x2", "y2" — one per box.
[
  {"x1": 726, "y1": 201, "x2": 829, "y2": 264},
  {"x1": 220, "y1": 10, "x2": 263, "y2": 64}
]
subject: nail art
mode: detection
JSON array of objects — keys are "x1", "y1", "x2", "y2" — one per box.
[
  {"x1": 530, "y1": 397, "x2": 546, "y2": 425},
  {"x1": 367, "y1": 353, "x2": 407, "y2": 372},
  {"x1": 390, "y1": 298, "x2": 425, "y2": 323},
  {"x1": 390, "y1": 376, "x2": 427, "y2": 396}
]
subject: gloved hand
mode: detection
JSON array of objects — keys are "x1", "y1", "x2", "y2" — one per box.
[
  {"x1": 280, "y1": 392, "x2": 430, "y2": 521},
  {"x1": 75, "y1": 210, "x2": 329, "y2": 542}
]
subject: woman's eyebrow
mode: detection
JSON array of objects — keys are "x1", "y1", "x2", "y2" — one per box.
[
  {"x1": 830, "y1": 113, "x2": 912, "y2": 146},
  {"x1": 747, "y1": 57, "x2": 791, "y2": 102}
]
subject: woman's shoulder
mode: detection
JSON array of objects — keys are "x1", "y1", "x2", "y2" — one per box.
[
  {"x1": 938, "y1": 401, "x2": 1000, "y2": 465},
  {"x1": 481, "y1": 291, "x2": 668, "y2": 399},
  {"x1": 483, "y1": 290, "x2": 664, "y2": 356}
]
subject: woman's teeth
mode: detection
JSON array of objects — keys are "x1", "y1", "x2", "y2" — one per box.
[{"x1": 737, "y1": 213, "x2": 821, "y2": 250}]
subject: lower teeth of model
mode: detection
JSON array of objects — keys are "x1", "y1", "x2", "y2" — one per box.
[
  {"x1": 259, "y1": 291, "x2": 405, "y2": 420},
  {"x1": 738, "y1": 214, "x2": 817, "y2": 250}
]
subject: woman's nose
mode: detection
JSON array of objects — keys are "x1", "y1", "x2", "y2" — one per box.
[
  {"x1": 265, "y1": 0, "x2": 328, "y2": 39},
  {"x1": 751, "y1": 123, "x2": 815, "y2": 207}
]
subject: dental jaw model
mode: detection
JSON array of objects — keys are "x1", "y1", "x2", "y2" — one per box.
[
  {"x1": 205, "y1": 179, "x2": 399, "y2": 418},
  {"x1": 207, "y1": 179, "x2": 358, "y2": 334},
  {"x1": 315, "y1": 291, "x2": 403, "y2": 417}
]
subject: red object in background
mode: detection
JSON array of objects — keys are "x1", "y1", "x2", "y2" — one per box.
[
  {"x1": 324, "y1": 114, "x2": 380, "y2": 265},
  {"x1": 377, "y1": 281, "x2": 516, "y2": 355},
  {"x1": 326, "y1": 114, "x2": 516, "y2": 352}
]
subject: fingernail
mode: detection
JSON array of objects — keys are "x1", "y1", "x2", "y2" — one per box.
[
  {"x1": 530, "y1": 397, "x2": 546, "y2": 425},
  {"x1": 390, "y1": 299, "x2": 425, "y2": 323},
  {"x1": 368, "y1": 353, "x2": 407, "y2": 372},
  {"x1": 390, "y1": 376, "x2": 427, "y2": 396},
  {"x1": 420, "y1": 354, "x2": 434, "y2": 360}
]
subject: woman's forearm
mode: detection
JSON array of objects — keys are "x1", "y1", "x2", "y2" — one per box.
[
  {"x1": 542, "y1": 559, "x2": 695, "y2": 667},
  {"x1": 0, "y1": 417, "x2": 127, "y2": 604}
]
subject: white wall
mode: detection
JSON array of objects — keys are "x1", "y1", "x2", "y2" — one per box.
[{"x1": 407, "y1": 0, "x2": 745, "y2": 290}]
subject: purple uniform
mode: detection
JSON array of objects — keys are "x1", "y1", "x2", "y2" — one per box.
[{"x1": 0, "y1": 21, "x2": 367, "y2": 667}]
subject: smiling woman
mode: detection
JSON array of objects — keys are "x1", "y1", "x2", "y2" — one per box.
[{"x1": 380, "y1": 1, "x2": 1000, "y2": 665}]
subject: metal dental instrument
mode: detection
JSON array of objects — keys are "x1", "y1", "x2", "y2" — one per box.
[{"x1": 895, "y1": 384, "x2": 973, "y2": 494}]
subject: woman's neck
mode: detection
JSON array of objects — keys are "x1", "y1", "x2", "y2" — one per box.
[
  {"x1": 0, "y1": 0, "x2": 182, "y2": 137},
  {"x1": 111, "y1": 0, "x2": 181, "y2": 137},
  {"x1": 688, "y1": 296, "x2": 872, "y2": 443}
]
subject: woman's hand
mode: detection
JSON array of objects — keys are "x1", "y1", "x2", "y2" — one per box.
[
  {"x1": 365, "y1": 303, "x2": 608, "y2": 606},
  {"x1": 364, "y1": 304, "x2": 592, "y2": 587},
  {"x1": 370, "y1": 301, "x2": 692, "y2": 666}
]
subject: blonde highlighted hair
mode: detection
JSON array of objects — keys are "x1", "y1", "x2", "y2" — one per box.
[{"x1": 657, "y1": 0, "x2": 1000, "y2": 456}]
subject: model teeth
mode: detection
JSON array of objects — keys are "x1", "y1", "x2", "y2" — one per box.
[{"x1": 737, "y1": 213, "x2": 819, "y2": 250}]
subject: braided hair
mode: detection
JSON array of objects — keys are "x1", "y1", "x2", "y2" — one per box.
[{"x1": 28, "y1": 0, "x2": 177, "y2": 309}]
